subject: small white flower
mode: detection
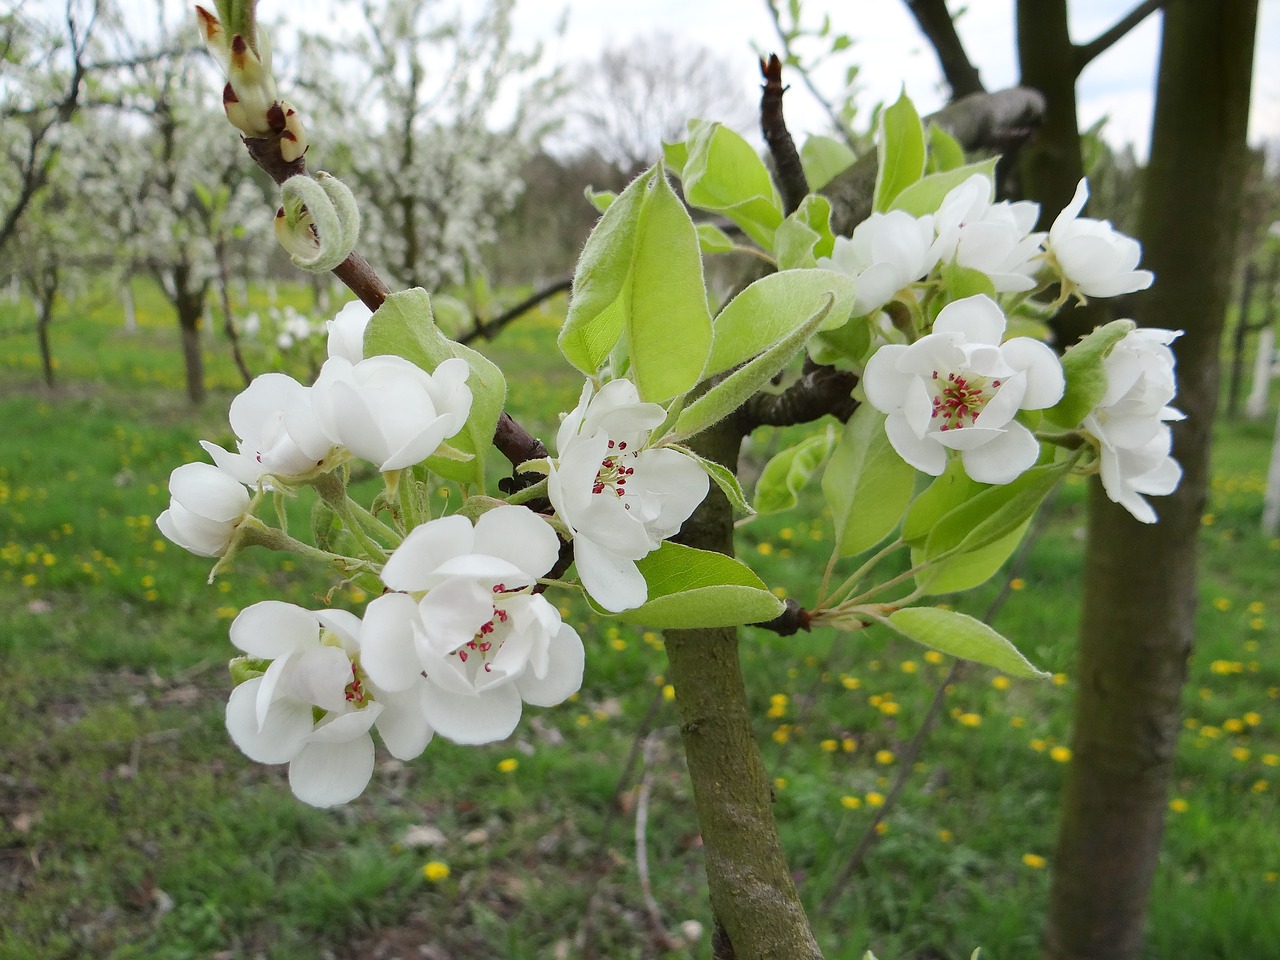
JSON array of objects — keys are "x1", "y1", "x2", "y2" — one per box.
[
  {"x1": 360, "y1": 507, "x2": 583, "y2": 745},
  {"x1": 200, "y1": 373, "x2": 333, "y2": 486},
  {"x1": 1083, "y1": 327, "x2": 1184, "y2": 523},
  {"x1": 933, "y1": 175, "x2": 1043, "y2": 293},
  {"x1": 1045, "y1": 179, "x2": 1154, "y2": 299},
  {"x1": 310, "y1": 354, "x2": 472, "y2": 471},
  {"x1": 548, "y1": 380, "x2": 709, "y2": 612},
  {"x1": 156, "y1": 462, "x2": 251, "y2": 557},
  {"x1": 326, "y1": 300, "x2": 372, "y2": 363},
  {"x1": 863, "y1": 295, "x2": 1065, "y2": 485},
  {"x1": 817, "y1": 210, "x2": 940, "y2": 317},
  {"x1": 224, "y1": 601, "x2": 433, "y2": 808}
]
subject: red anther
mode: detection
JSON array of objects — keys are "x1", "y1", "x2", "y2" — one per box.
[
  {"x1": 932, "y1": 370, "x2": 939, "y2": 379},
  {"x1": 608, "y1": 440, "x2": 616, "y2": 449},
  {"x1": 496, "y1": 610, "x2": 508, "y2": 622},
  {"x1": 484, "y1": 663, "x2": 492, "y2": 672},
  {"x1": 458, "y1": 650, "x2": 468, "y2": 662},
  {"x1": 617, "y1": 442, "x2": 627, "y2": 450}
]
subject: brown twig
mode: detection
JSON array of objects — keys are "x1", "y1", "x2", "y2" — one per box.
[
  {"x1": 1074, "y1": 0, "x2": 1165, "y2": 76},
  {"x1": 750, "y1": 598, "x2": 812, "y2": 636},
  {"x1": 759, "y1": 54, "x2": 808, "y2": 216},
  {"x1": 739, "y1": 364, "x2": 859, "y2": 430},
  {"x1": 457, "y1": 276, "x2": 572, "y2": 345},
  {"x1": 904, "y1": 0, "x2": 986, "y2": 98}
]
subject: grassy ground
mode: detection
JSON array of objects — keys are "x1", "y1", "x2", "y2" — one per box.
[{"x1": 0, "y1": 282, "x2": 1277, "y2": 959}]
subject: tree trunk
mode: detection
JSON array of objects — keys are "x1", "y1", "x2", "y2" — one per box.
[
  {"x1": 1043, "y1": 4, "x2": 1258, "y2": 959},
  {"x1": 664, "y1": 417, "x2": 823, "y2": 960},
  {"x1": 35, "y1": 269, "x2": 58, "y2": 389}
]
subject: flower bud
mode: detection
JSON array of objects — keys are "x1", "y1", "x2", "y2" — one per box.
[{"x1": 195, "y1": 3, "x2": 281, "y2": 137}]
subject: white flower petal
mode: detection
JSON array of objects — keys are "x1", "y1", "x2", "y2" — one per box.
[
  {"x1": 360, "y1": 593, "x2": 426, "y2": 693},
  {"x1": 516, "y1": 622, "x2": 585, "y2": 707},
  {"x1": 374, "y1": 685, "x2": 434, "y2": 760},
  {"x1": 960, "y1": 422, "x2": 1040, "y2": 484},
  {"x1": 472, "y1": 505, "x2": 561, "y2": 579},
  {"x1": 225, "y1": 678, "x2": 311, "y2": 765},
  {"x1": 230, "y1": 600, "x2": 319, "y2": 658},
  {"x1": 574, "y1": 535, "x2": 648, "y2": 612},
  {"x1": 288, "y1": 734, "x2": 375, "y2": 807},
  {"x1": 884, "y1": 412, "x2": 946, "y2": 475},
  {"x1": 380, "y1": 515, "x2": 474, "y2": 591},
  {"x1": 422, "y1": 681, "x2": 523, "y2": 745}
]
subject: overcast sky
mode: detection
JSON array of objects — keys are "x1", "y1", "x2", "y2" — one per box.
[{"x1": 34, "y1": 0, "x2": 1280, "y2": 158}]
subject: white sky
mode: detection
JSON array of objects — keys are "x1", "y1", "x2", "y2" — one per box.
[{"x1": 32, "y1": 0, "x2": 1280, "y2": 158}]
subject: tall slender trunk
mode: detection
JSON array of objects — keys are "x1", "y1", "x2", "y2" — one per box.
[
  {"x1": 1043, "y1": 4, "x2": 1258, "y2": 959},
  {"x1": 35, "y1": 269, "x2": 58, "y2": 389},
  {"x1": 215, "y1": 238, "x2": 253, "y2": 388},
  {"x1": 665, "y1": 417, "x2": 823, "y2": 960}
]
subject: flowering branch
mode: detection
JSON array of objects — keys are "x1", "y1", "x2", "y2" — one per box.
[{"x1": 759, "y1": 54, "x2": 808, "y2": 216}]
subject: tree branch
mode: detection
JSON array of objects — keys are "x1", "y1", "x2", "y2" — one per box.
[
  {"x1": 1074, "y1": 0, "x2": 1165, "y2": 76},
  {"x1": 457, "y1": 276, "x2": 572, "y2": 345},
  {"x1": 738, "y1": 364, "x2": 859, "y2": 430},
  {"x1": 904, "y1": 0, "x2": 985, "y2": 98},
  {"x1": 759, "y1": 54, "x2": 808, "y2": 216}
]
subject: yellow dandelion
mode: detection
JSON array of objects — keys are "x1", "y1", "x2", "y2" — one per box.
[
  {"x1": 900, "y1": 660, "x2": 918, "y2": 674},
  {"x1": 1265, "y1": 872, "x2": 1278, "y2": 883},
  {"x1": 21, "y1": 573, "x2": 36, "y2": 587},
  {"x1": 865, "y1": 792, "x2": 885, "y2": 807},
  {"x1": 756, "y1": 542, "x2": 774, "y2": 556},
  {"x1": 1052, "y1": 673, "x2": 1069, "y2": 687},
  {"x1": 609, "y1": 636, "x2": 627, "y2": 651},
  {"x1": 772, "y1": 726, "x2": 791, "y2": 744},
  {"x1": 1250, "y1": 618, "x2": 1265, "y2": 631},
  {"x1": 1224, "y1": 718, "x2": 1244, "y2": 733},
  {"x1": 991, "y1": 675, "x2": 1011, "y2": 691},
  {"x1": 1262, "y1": 754, "x2": 1279, "y2": 767},
  {"x1": 422, "y1": 861, "x2": 450, "y2": 882},
  {"x1": 1201, "y1": 726, "x2": 1221, "y2": 739},
  {"x1": 1201, "y1": 513, "x2": 1216, "y2": 526},
  {"x1": 840, "y1": 795, "x2": 862, "y2": 810},
  {"x1": 938, "y1": 829, "x2": 953, "y2": 843},
  {"x1": 662, "y1": 684, "x2": 675, "y2": 702},
  {"x1": 1212, "y1": 597, "x2": 1231, "y2": 611},
  {"x1": 875, "y1": 750, "x2": 895, "y2": 765},
  {"x1": 1009, "y1": 577, "x2": 1026, "y2": 591},
  {"x1": 770, "y1": 693, "x2": 788, "y2": 707},
  {"x1": 1244, "y1": 712, "x2": 1261, "y2": 726},
  {"x1": 779, "y1": 527, "x2": 794, "y2": 540},
  {"x1": 879, "y1": 701, "x2": 901, "y2": 716},
  {"x1": 1030, "y1": 739, "x2": 1048, "y2": 753},
  {"x1": 958, "y1": 713, "x2": 982, "y2": 728},
  {"x1": 1248, "y1": 600, "x2": 1265, "y2": 614},
  {"x1": 1232, "y1": 747, "x2": 1251, "y2": 762},
  {"x1": 841, "y1": 675, "x2": 861, "y2": 690},
  {"x1": 497, "y1": 758, "x2": 518, "y2": 773},
  {"x1": 1050, "y1": 746, "x2": 1073, "y2": 763},
  {"x1": 774, "y1": 777, "x2": 788, "y2": 790},
  {"x1": 923, "y1": 651, "x2": 945, "y2": 665},
  {"x1": 576, "y1": 714, "x2": 591, "y2": 727},
  {"x1": 771, "y1": 585, "x2": 788, "y2": 598},
  {"x1": 1010, "y1": 716, "x2": 1026, "y2": 729},
  {"x1": 1169, "y1": 798, "x2": 1189, "y2": 813},
  {"x1": 821, "y1": 739, "x2": 839, "y2": 753},
  {"x1": 841, "y1": 737, "x2": 858, "y2": 753},
  {"x1": 875, "y1": 822, "x2": 889, "y2": 835},
  {"x1": 1184, "y1": 717, "x2": 1201, "y2": 730},
  {"x1": 1251, "y1": 780, "x2": 1269, "y2": 794},
  {"x1": 1022, "y1": 853, "x2": 1046, "y2": 869}
]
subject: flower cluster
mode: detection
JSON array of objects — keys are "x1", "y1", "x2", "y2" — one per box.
[
  {"x1": 825, "y1": 174, "x2": 1178, "y2": 520},
  {"x1": 159, "y1": 296, "x2": 709, "y2": 805}
]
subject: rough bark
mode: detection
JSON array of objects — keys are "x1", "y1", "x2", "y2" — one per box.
[
  {"x1": 1043, "y1": 4, "x2": 1258, "y2": 959},
  {"x1": 664, "y1": 417, "x2": 823, "y2": 960},
  {"x1": 35, "y1": 269, "x2": 57, "y2": 389}
]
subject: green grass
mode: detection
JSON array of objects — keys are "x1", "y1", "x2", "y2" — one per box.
[{"x1": 1, "y1": 280, "x2": 1277, "y2": 959}]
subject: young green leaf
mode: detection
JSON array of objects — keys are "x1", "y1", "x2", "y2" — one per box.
[
  {"x1": 822, "y1": 405, "x2": 917, "y2": 556},
  {"x1": 597, "y1": 541, "x2": 784, "y2": 628},
  {"x1": 873, "y1": 91, "x2": 926, "y2": 213},
  {"x1": 911, "y1": 519, "x2": 1030, "y2": 594},
  {"x1": 696, "y1": 222, "x2": 737, "y2": 254},
  {"x1": 926, "y1": 121, "x2": 966, "y2": 172},
  {"x1": 363, "y1": 288, "x2": 506, "y2": 487},
  {"x1": 679, "y1": 120, "x2": 784, "y2": 250},
  {"x1": 775, "y1": 194, "x2": 836, "y2": 270},
  {"x1": 887, "y1": 607, "x2": 1049, "y2": 678},
  {"x1": 669, "y1": 444, "x2": 754, "y2": 515},
  {"x1": 1044, "y1": 318, "x2": 1136, "y2": 428},
  {"x1": 800, "y1": 134, "x2": 857, "y2": 191},
  {"x1": 705, "y1": 269, "x2": 855, "y2": 377},
  {"x1": 889, "y1": 158, "x2": 999, "y2": 218},
  {"x1": 753, "y1": 428, "x2": 835, "y2": 514}
]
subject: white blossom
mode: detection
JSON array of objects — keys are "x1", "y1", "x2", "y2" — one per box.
[
  {"x1": 863, "y1": 295, "x2": 1065, "y2": 485},
  {"x1": 817, "y1": 210, "x2": 940, "y2": 317},
  {"x1": 200, "y1": 373, "x2": 333, "y2": 486},
  {"x1": 310, "y1": 354, "x2": 472, "y2": 471},
  {"x1": 1083, "y1": 327, "x2": 1185, "y2": 522},
  {"x1": 933, "y1": 175, "x2": 1043, "y2": 293},
  {"x1": 156, "y1": 462, "x2": 251, "y2": 557},
  {"x1": 360, "y1": 506, "x2": 583, "y2": 746},
  {"x1": 1045, "y1": 179, "x2": 1154, "y2": 299},
  {"x1": 224, "y1": 601, "x2": 433, "y2": 808},
  {"x1": 326, "y1": 299, "x2": 372, "y2": 363},
  {"x1": 548, "y1": 380, "x2": 709, "y2": 612}
]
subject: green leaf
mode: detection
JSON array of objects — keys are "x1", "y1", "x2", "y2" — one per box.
[
  {"x1": 662, "y1": 139, "x2": 689, "y2": 177},
  {"x1": 873, "y1": 90, "x2": 926, "y2": 213},
  {"x1": 671, "y1": 291, "x2": 838, "y2": 442},
  {"x1": 800, "y1": 134, "x2": 857, "y2": 191},
  {"x1": 910, "y1": 519, "x2": 1030, "y2": 594},
  {"x1": 364, "y1": 288, "x2": 506, "y2": 487},
  {"x1": 600, "y1": 541, "x2": 784, "y2": 628},
  {"x1": 939, "y1": 260, "x2": 997, "y2": 302},
  {"x1": 822, "y1": 405, "x2": 917, "y2": 556},
  {"x1": 1044, "y1": 319, "x2": 1136, "y2": 429},
  {"x1": 887, "y1": 607, "x2": 1048, "y2": 678},
  {"x1": 559, "y1": 164, "x2": 713, "y2": 401},
  {"x1": 679, "y1": 120, "x2": 784, "y2": 250},
  {"x1": 889, "y1": 158, "x2": 998, "y2": 218},
  {"x1": 584, "y1": 187, "x2": 616, "y2": 213},
  {"x1": 753, "y1": 428, "x2": 835, "y2": 514},
  {"x1": 926, "y1": 121, "x2": 966, "y2": 172},
  {"x1": 670, "y1": 444, "x2": 753, "y2": 515},
  {"x1": 775, "y1": 194, "x2": 836, "y2": 270},
  {"x1": 902, "y1": 459, "x2": 979, "y2": 546},
  {"x1": 705, "y1": 269, "x2": 855, "y2": 377},
  {"x1": 696, "y1": 222, "x2": 736, "y2": 254}
]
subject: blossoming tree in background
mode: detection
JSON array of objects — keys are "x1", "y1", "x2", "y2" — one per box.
[{"x1": 158, "y1": 2, "x2": 1190, "y2": 956}]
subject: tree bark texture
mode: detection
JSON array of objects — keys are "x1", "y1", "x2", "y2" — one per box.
[
  {"x1": 664, "y1": 418, "x2": 823, "y2": 960},
  {"x1": 1044, "y1": 4, "x2": 1258, "y2": 959}
]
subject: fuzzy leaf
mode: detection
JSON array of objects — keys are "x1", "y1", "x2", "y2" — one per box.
[
  {"x1": 926, "y1": 122, "x2": 966, "y2": 172},
  {"x1": 800, "y1": 134, "x2": 857, "y2": 190},
  {"x1": 822, "y1": 406, "x2": 916, "y2": 556},
  {"x1": 696, "y1": 222, "x2": 737, "y2": 254},
  {"x1": 775, "y1": 194, "x2": 836, "y2": 270},
  {"x1": 670, "y1": 444, "x2": 753, "y2": 515},
  {"x1": 753, "y1": 428, "x2": 835, "y2": 514},
  {"x1": 678, "y1": 120, "x2": 784, "y2": 250},
  {"x1": 890, "y1": 158, "x2": 999, "y2": 218},
  {"x1": 1044, "y1": 319, "x2": 1136, "y2": 428},
  {"x1": 873, "y1": 91, "x2": 926, "y2": 213}
]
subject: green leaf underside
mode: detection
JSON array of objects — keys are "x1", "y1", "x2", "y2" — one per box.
[
  {"x1": 671, "y1": 445, "x2": 753, "y2": 515},
  {"x1": 888, "y1": 607, "x2": 1048, "y2": 678},
  {"x1": 558, "y1": 165, "x2": 713, "y2": 401},
  {"x1": 800, "y1": 134, "x2": 857, "y2": 191},
  {"x1": 696, "y1": 222, "x2": 736, "y2": 254},
  {"x1": 911, "y1": 519, "x2": 1030, "y2": 594},
  {"x1": 890, "y1": 158, "x2": 998, "y2": 218},
  {"x1": 672, "y1": 292, "x2": 838, "y2": 441},
  {"x1": 364, "y1": 288, "x2": 506, "y2": 487},
  {"x1": 600, "y1": 541, "x2": 784, "y2": 628},
  {"x1": 775, "y1": 195, "x2": 836, "y2": 270},
  {"x1": 680, "y1": 120, "x2": 784, "y2": 250},
  {"x1": 705, "y1": 269, "x2": 855, "y2": 377},
  {"x1": 753, "y1": 429, "x2": 835, "y2": 514},
  {"x1": 926, "y1": 122, "x2": 966, "y2": 172},
  {"x1": 822, "y1": 406, "x2": 917, "y2": 556},
  {"x1": 1045, "y1": 318, "x2": 1136, "y2": 429},
  {"x1": 873, "y1": 91, "x2": 926, "y2": 214},
  {"x1": 921, "y1": 460, "x2": 1069, "y2": 562}
]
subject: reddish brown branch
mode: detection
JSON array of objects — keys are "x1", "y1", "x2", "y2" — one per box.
[
  {"x1": 739, "y1": 365, "x2": 859, "y2": 429},
  {"x1": 759, "y1": 54, "x2": 808, "y2": 216},
  {"x1": 905, "y1": 0, "x2": 985, "y2": 98},
  {"x1": 457, "y1": 276, "x2": 572, "y2": 345},
  {"x1": 1074, "y1": 0, "x2": 1164, "y2": 76}
]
